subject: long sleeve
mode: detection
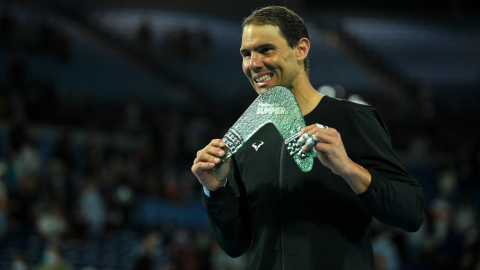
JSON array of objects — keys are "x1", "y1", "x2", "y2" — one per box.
[
  {"x1": 352, "y1": 106, "x2": 425, "y2": 232},
  {"x1": 201, "y1": 155, "x2": 252, "y2": 257}
]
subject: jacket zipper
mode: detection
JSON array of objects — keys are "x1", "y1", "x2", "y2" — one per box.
[{"x1": 279, "y1": 143, "x2": 286, "y2": 270}]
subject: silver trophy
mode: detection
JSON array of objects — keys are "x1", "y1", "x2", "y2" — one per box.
[{"x1": 213, "y1": 85, "x2": 314, "y2": 172}]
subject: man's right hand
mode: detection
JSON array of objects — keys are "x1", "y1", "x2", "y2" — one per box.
[{"x1": 191, "y1": 139, "x2": 231, "y2": 191}]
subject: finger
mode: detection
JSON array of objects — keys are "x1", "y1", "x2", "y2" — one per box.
[
  {"x1": 305, "y1": 136, "x2": 317, "y2": 148},
  {"x1": 301, "y1": 131, "x2": 332, "y2": 150},
  {"x1": 297, "y1": 136, "x2": 307, "y2": 146},
  {"x1": 297, "y1": 132, "x2": 313, "y2": 147},
  {"x1": 299, "y1": 125, "x2": 330, "y2": 138},
  {"x1": 316, "y1": 123, "x2": 328, "y2": 130},
  {"x1": 301, "y1": 140, "x2": 316, "y2": 151},
  {"x1": 210, "y1": 139, "x2": 226, "y2": 148},
  {"x1": 302, "y1": 138, "x2": 331, "y2": 151},
  {"x1": 191, "y1": 161, "x2": 216, "y2": 176},
  {"x1": 299, "y1": 124, "x2": 318, "y2": 136},
  {"x1": 311, "y1": 130, "x2": 333, "y2": 144},
  {"x1": 204, "y1": 144, "x2": 226, "y2": 157},
  {"x1": 196, "y1": 139, "x2": 225, "y2": 158},
  {"x1": 313, "y1": 142, "x2": 331, "y2": 153},
  {"x1": 196, "y1": 151, "x2": 222, "y2": 164}
]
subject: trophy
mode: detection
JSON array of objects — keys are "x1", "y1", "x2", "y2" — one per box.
[{"x1": 213, "y1": 85, "x2": 314, "y2": 172}]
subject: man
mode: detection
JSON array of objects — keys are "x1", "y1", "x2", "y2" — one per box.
[{"x1": 192, "y1": 6, "x2": 425, "y2": 270}]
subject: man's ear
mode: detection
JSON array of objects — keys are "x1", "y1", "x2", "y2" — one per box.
[{"x1": 296, "y1": 38, "x2": 310, "y2": 62}]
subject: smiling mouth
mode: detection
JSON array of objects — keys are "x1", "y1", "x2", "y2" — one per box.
[
  {"x1": 254, "y1": 74, "x2": 272, "y2": 83},
  {"x1": 253, "y1": 74, "x2": 273, "y2": 84}
]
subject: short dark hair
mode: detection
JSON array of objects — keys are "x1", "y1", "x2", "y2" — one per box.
[{"x1": 243, "y1": 6, "x2": 310, "y2": 76}]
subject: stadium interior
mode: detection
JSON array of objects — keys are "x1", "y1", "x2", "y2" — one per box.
[{"x1": 0, "y1": 0, "x2": 479, "y2": 269}]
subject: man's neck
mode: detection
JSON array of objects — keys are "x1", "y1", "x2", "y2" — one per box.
[{"x1": 291, "y1": 79, "x2": 324, "y2": 116}]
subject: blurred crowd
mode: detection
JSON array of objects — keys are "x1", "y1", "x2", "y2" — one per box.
[
  {"x1": 371, "y1": 166, "x2": 480, "y2": 270},
  {"x1": 1, "y1": 2, "x2": 480, "y2": 270},
  {"x1": 0, "y1": 3, "x2": 248, "y2": 270}
]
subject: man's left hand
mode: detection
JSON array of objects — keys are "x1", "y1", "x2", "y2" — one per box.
[
  {"x1": 299, "y1": 124, "x2": 372, "y2": 194},
  {"x1": 299, "y1": 124, "x2": 352, "y2": 176}
]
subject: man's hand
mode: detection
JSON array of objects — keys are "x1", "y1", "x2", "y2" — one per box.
[
  {"x1": 191, "y1": 139, "x2": 231, "y2": 191},
  {"x1": 299, "y1": 124, "x2": 371, "y2": 194}
]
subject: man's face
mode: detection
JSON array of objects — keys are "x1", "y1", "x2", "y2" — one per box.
[{"x1": 240, "y1": 24, "x2": 299, "y2": 94}]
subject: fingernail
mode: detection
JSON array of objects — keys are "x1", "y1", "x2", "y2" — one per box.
[
  {"x1": 219, "y1": 142, "x2": 224, "y2": 147},
  {"x1": 214, "y1": 158, "x2": 220, "y2": 163},
  {"x1": 210, "y1": 163, "x2": 215, "y2": 166},
  {"x1": 302, "y1": 146, "x2": 307, "y2": 151},
  {"x1": 219, "y1": 150, "x2": 224, "y2": 156}
]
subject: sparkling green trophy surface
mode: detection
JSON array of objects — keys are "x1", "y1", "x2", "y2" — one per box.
[{"x1": 213, "y1": 85, "x2": 314, "y2": 172}]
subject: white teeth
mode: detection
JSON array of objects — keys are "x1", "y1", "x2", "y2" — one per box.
[{"x1": 255, "y1": 74, "x2": 272, "y2": 83}]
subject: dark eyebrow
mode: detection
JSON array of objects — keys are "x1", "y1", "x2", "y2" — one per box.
[
  {"x1": 240, "y1": 48, "x2": 249, "y2": 56},
  {"x1": 240, "y1": 43, "x2": 277, "y2": 56}
]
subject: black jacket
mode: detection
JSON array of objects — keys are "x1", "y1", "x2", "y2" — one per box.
[{"x1": 202, "y1": 96, "x2": 425, "y2": 270}]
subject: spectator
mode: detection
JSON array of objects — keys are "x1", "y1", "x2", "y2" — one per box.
[
  {"x1": 14, "y1": 138, "x2": 41, "y2": 180},
  {"x1": 372, "y1": 229, "x2": 401, "y2": 270},
  {"x1": 78, "y1": 179, "x2": 106, "y2": 236},
  {"x1": 36, "y1": 245, "x2": 71, "y2": 270},
  {"x1": 35, "y1": 203, "x2": 68, "y2": 244},
  {"x1": 210, "y1": 241, "x2": 247, "y2": 270},
  {"x1": 10, "y1": 251, "x2": 29, "y2": 270},
  {"x1": 132, "y1": 230, "x2": 167, "y2": 270},
  {"x1": 170, "y1": 227, "x2": 199, "y2": 270},
  {"x1": 456, "y1": 196, "x2": 477, "y2": 235}
]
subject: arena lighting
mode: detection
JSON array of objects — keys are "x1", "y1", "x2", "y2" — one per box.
[
  {"x1": 317, "y1": 85, "x2": 336, "y2": 97},
  {"x1": 348, "y1": 94, "x2": 369, "y2": 105}
]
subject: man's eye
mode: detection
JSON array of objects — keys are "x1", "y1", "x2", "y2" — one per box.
[
  {"x1": 260, "y1": 48, "x2": 271, "y2": 53},
  {"x1": 243, "y1": 52, "x2": 251, "y2": 58}
]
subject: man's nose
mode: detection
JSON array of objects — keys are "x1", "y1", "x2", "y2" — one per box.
[{"x1": 249, "y1": 53, "x2": 264, "y2": 72}]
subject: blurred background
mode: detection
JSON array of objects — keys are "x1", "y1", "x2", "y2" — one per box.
[{"x1": 0, "y1": 0, "x2": 479, "y2": 269}]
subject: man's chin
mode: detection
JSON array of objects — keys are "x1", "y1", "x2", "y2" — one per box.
[
  {"x1": 254, "y1": 84, "x2": 276, "y2": 95},
  {"x1": 255, "y1": 87, "x2": 267, "y2": 95}
]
